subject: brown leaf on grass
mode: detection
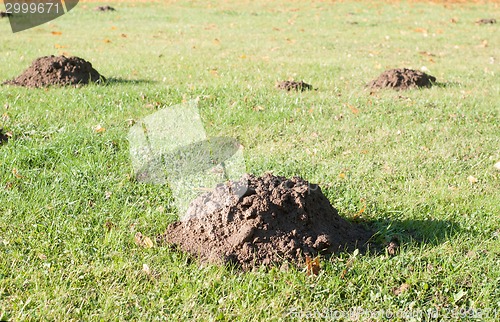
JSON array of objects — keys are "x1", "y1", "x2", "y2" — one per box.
[
  {"x1": 393, "y1": 283, "x2": 410, "y2": 295},
  {"x1": 94, "y1": 125, "x2": 106, "y2": 133},
  {"x1": 103, "y1": 39, "x2": 112, "y2": 43},
  {"x1": 51, "y1": 31, "x2": 62, "y2": 35},
  {"x1": 253, "y1": 105, "x2": 265, "y2": 111},
  {"x1": 467, "y1": 175, "x2": 478, "y2": 184},
  {"x1": 12, "y1": 168, "x2": 22, "y2": 179},
  {"x1": 135, "y1": 232, "x2": 154, "y2": 248},
  {"x1": 305, "y1": 256, "x2": 320, "y2": 276},
  {"x1": 347, "y1": 104, "x2": 359, "y2": 115}
]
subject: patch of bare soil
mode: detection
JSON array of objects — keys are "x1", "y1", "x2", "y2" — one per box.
[
  {"x1": 276, "y1": 80, "x2": 313, "y2": 92},
  {"x1": 161, "y1": 173, "x2": 373, "y2": 270},
  {"x1": 3, "y1": 55, "x2": 105, "y2": 88},
  {"x1": 368, "y1": 68, "x2": 436, "y2": 90}
]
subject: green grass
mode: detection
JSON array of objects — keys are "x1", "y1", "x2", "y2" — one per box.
[{"x1": 1, "y1": 0, "x2": 499, "y2": 320}]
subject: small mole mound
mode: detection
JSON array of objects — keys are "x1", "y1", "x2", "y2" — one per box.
[
  {"x1": 276, "y1": 80, "x2": 313, "y2": 92},
  {"x1": 0, "y1": 11, "x2": 12, "y2": 18},
  {"x1": 161, "y1": 173, "x2": 372, "y2": 270},
  {"x1": 94, "y1": 6, "x2": 115, "y2": 12},
  {"x1": 475, "y1": 18, "x2": 496, "y2": 25},
  {"x1": 3, "y1": 55, "x2": 105, "y2": 88},
  {"x1": 368, "y1": 68, "x2": 436, "y2": 90}
]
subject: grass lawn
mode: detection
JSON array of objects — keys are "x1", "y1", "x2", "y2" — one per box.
[{"x1": 1, "y1": 0, "x2": 499, "y2": 320}]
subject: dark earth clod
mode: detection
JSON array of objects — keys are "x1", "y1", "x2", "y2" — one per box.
[
  {"x1": 276, "y1": 80, "x2": 313, "y2": 92},
  {"x1": 94, "y1": 6, "x2": 116, "y2": 12},
  {"x1": 3, "y1": 55, "x2": 105, "y2": 88},
  {"x1": 368, "y1": 68, "x2": 436, "y2": 90},
  {"x1": 160, "y1": 173, "x2": 373, "y2": 270},
  {"x1": 475, "y1": 18, "x2": 496, "y2": 25}
]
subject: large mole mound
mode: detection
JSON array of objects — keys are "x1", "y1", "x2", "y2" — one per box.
[
  {"x1": 3, "y1": 55, "x2": 105, "y2": 88},
  {"x1": 368, "y1": 68, "x2": 436, "y2": 90},
  {"x1": 162, "y1": 173, "x2": 372, "y2": 270}
]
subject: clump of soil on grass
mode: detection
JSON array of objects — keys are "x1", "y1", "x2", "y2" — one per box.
[
  {"x1": 276, "y1": 80, "x2": 313, "y2": 92},
  {"x1": 94, "y1": 6, "x2": 116, "y2": 12},
  {"x1": 368, "y1": 68, "x2": 436, "y2": 90},
  {"x1": 161, "y1": 173, "x2": 372, "y2": 270},
  {"x1": 3, "y1": 55, "x2": 105, "y2": 88},
  {"x1": 475, "y1": 18, "x2": 496, "y2": 25},
  {"x1": 0, "y1": 129, "x2": 9, "y2": 144},
  {"x1": 0, "y1": 11, "x2": 12, "y2": 18}
]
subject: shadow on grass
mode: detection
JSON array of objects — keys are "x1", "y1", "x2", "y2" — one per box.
[
  {"x1": 362, "y1": 218, "x2": 460, "y2": 247},
  {"x1": 104, "y1": 77, "x2": 157, "y2": 85},
  {"x1": 433, "y1": 81, "x2": 462, "y2": 89}
]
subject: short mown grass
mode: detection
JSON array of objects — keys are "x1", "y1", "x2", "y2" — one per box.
[{"x1": 1, "y1": 0, "x2": 499, "y2": 320}]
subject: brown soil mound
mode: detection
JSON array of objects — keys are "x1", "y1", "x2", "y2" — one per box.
[
  {"x1": 368, "y1": 68, "x2": 436, "y2": 90},
  {"x1": 3, "y1": 55, "x2": 105, "y2": 88},
  {"x1": 475, "y1": 18, "x2": 496, "y2": 25},
  {"x1": 162, "y1": 173, "x2": 372, "y2": 270},
  {"x1": 276, "y1": 80, "x2": 313, "y2": 92},
  {"x1": 95, "y1": 6, "x2": 115, "y2": 12}
]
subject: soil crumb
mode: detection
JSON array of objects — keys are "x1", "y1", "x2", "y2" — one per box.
[
  {"x1": 476, "y1": 18, "x2": 496, "y2": 25},
  {"x1": 368, "y1": 68, "x2": 436, "y2": 90},
  {"x1": 3, "y1": 55, "x2": 105, "y2": 88},
  {"x1": 0, "y1": 129, "x2": 9, "y2": 144},
  {"x1": 95, "y1": 6, "x2": 116, "y2": 12},
  {"x1": 276, "y1": 80, "x2": 313, "y2": 92},
  {"x1": 161, "y1": 173, "x2": 372, "y2": 270}
]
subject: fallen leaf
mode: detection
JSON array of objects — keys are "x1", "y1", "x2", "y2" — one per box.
[
  {"x1": 94, "y1": 125, "x2": 106, "y2": 133},
  {"x1": 104, "y1": 39, "x2": 112, "y2": 43},
  {"x1": 142, "y1": 263, "x2": 151, "y2": 275},
  {"x1": 347, "y1": 104, "x2": 359, "y2": 114},
  {"x1": 12, "y1": 168, "x2": 22, "y2": 179},
  {"x1": 353, "y1": 205, "x2": 366, "y2": 218},
  {"x1": 467, "y1": 175, "x2": 478, "y2": 184},
  {"x1": 135, "y1": 232, "x2": 154, "y2": 248},
  {"x1": 338, "y1": 172, "x2": 346, "y2": 179},
  {"x1": 121, "y1": 34, "x2": 127, "y2": 38},
  {"x1": 253, "y1": 105, "x2": 264, "y2": 111},
  {"x1": 51, "y1": 31, "x2": 62, "y2": 35},
  {"x1": 494, "y1": 161, "x2": 500, "y2": 171},
  {"x1": 414, "y1": 28, "x2": 427, "y2": 33},
  {"x1": 305, "y1": 256, "x2": 320, "y2": 276},
  {"x1": 393, "y1": 283, "x2": 410, "y2": 295},
  {"x1": 38, "y1": 253, "x2": 47, "y2": 260}
]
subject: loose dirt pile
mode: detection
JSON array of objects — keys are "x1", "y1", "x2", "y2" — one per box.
[
  {"x1": 276, "y1": 80, "x2": 313, "y2": 92},
  {"x1": 162, "y1": 173, "x2": 372, "y2": 270},
  {"x1": 3, "y1": 55, "x2": 105, "y2": 88},
  {"x1": 94, "y1": 6, "x2": 116, "y2": 12},
  {"x1": 368, "y1": 68, "x2": 436, "y2": 90}
]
